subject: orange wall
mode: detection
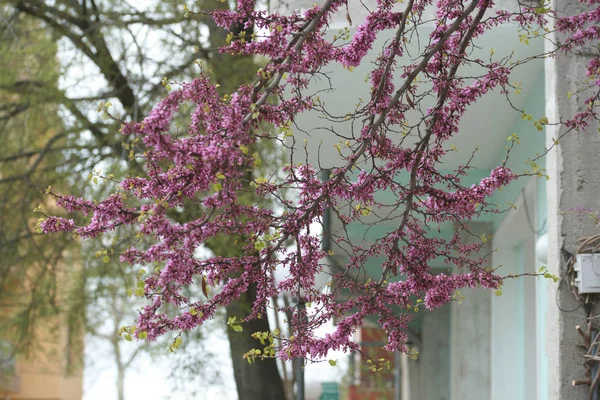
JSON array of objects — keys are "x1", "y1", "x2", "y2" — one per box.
[{"x1": 1, "y1": 317, "x2": 83, "y2": 400}]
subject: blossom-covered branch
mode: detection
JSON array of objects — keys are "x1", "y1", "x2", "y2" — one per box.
[{"x1": 41, "y1": 0, "x2": 600, "y2": 361}]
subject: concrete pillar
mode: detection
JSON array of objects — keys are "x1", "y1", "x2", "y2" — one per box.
[
  {"x1": 401, "y1": 352, "x2": 421, "y2": 400},
  {"x1": 407, "y1": 355, "x2": 421, "y2": 400},
  {"x1": 419, "y1": 304, "x2": 451, "y2": 400},
  {"x1": 545, "y1": 0, "x2": 600, "y2": 398},
  {"x1": 450, "y1": 221, "x2": 493, "y2": 400}
]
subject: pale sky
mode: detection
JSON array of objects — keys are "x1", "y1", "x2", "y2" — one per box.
[
  {"x1": 82, "y1": 324, "x2": 237, "y2": 400},
  {"x1": 82, "y1": 317, "x2": 347, "y2": 400}
]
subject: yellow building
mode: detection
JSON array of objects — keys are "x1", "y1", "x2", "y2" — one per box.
[
  {"x1": 0, "y1": 323, "x2": 82, "y2": 400},
  {"x1": 0, "y1": 11, "x2": 83, "y2": 400}
]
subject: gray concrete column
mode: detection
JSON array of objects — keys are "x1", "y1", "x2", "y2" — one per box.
[
  {"x1": 419, "y1": 304, "x2": 451, "y2": 400},
  {"x1": 545, "y1": 0, "x2": 600, "y2": 398},
  {"x1": 405, "y1": 354, "x2": 421, "y2": 400},
  {"x1": 450, "y1": 221, "x2": 493, "y2": 400}
]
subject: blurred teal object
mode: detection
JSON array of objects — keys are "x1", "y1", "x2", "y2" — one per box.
[{"x1": 319, "y1": 382, "x2": 339, "y2": 400}]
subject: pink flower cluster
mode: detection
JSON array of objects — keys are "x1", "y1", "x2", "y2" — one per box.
[{"x1": 39, "y1": 217, "x2": 75, "y2": 233}]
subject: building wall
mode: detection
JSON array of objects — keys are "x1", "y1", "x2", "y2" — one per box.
[
  {"x1": 270, "y1": 1, "x2": 565, "y2": 399},
  {"x1": 0, "y1": 13, "x2": 83, "y2": 400},
  {"x1": 490, "y1": 181, "x2": 539, "y2": 400},
  {"x1": 1, "y1": 258, "x2": 83, "y2": 400},
  {"x1": 417, "y1": 305, "x2": 451, "y2": 400},
  {"x1": 440, "y1": 49, "x2": 547, "y2": 399},
  {"x1": 450, "y1": 222, "x2": 492, "y2": 400},
  {"x1": 1, "y1": 325, "x2": 83, "y2": 400},
  {"x1": 272, "y1": 0, "x2": 523, "y2": 29},
  {"x1": 11, "y1": 326, "x2": 82, "y2": 400},
  {"x1": 536, "y1": 164, "x2": 550, "y2": 400},
  {"x1": 546, "y1": 0, "x2": 600, "y2": 398}
]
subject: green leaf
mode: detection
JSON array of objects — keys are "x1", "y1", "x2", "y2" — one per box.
[{"x1": 252, "y1": 152, "x2": 262, "y2": 166}]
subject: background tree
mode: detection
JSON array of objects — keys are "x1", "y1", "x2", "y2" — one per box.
[
  {"x1": 0, "y1": 9, "x2": 83, "y2": 371},
  {"x1": 0, "y1": 0, "x2": 286, "y2": 398}
]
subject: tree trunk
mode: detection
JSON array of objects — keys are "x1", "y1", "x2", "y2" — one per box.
[
  {"x1": 226, "y1": 283, "x2": 286, "y2": 400},
  {"x1": 112, "y1": 336, "x2": 125, "y2": 400},
  {"x1": 117, "y1": 366, "x2": 125, "y2": 400}
]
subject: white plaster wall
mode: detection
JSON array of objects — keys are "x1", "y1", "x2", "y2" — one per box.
[
  {"x1": 544, "y1": 6, "x2": 562, "y2": 397},
  {"x1": 272, "y1": 0, "x2": 522, "y2": 28},
  {"x1": 271, "y1": 0, "x2": 544, "y2": 171},
  {"x1": 490, "y1": 181, "x2": 539, "y2": 400}
]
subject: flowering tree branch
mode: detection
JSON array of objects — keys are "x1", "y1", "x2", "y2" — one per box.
[{"x1": 41, "y1": 0, "x2": 600, "y2": 363}]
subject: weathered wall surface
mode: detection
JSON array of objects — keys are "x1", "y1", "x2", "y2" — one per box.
[{"x1": 547, "y1": 0, "x2": 600, "y2": 398}]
